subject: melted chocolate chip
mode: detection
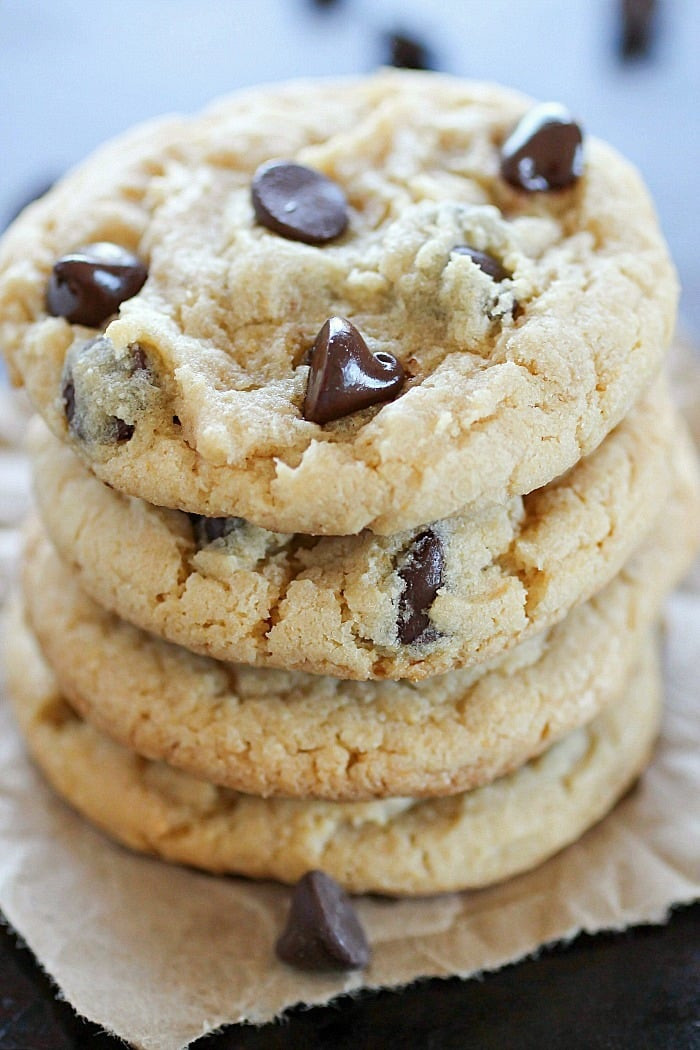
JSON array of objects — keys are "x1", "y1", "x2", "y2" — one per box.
[
  {"x1": 188, "y1": 514, "x2": 243, "y2": 547},
  {"x1": 500, "y1": 104, "x2": 584, "y2": 193},
  {"x1": 251, "y1": 162, "x2": 348, "y2": 245},
  {"x1": 113, "y1": 418, "x2": 135, "y2": 442},
  {"x1": 61, "y1": 337, "x2": 158, "y2": 445},
  {"x1": 47, "y1": 242, "x2": 147, "y2": 327},
  {"x1": 397, "y1": 530, "x2": 444, "y2": 645},
  {"x1": 452, "y1": 245, "x2": 509, "y2": 282},
  {"x1": 275, "y1": 871, "x2": 370, "y2": 972},
  {"x1": 303, "y1": 317, "x2": 404, "y2": 425},
  {"x1": 386, "y1": 31, "x2": 434, "y2": 70},
  {"x1": 63, "y1": 342, "x2": 136, "y2": 443},
  {"x1": 620, "y1": 0, "x2": 657, "y2": 58}
]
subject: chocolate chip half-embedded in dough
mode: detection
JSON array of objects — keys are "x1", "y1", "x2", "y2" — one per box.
[
  {"x1": 452, "y1": 245, "x2": 509, "y2": 282},
  {"x1": 188, "y1": 514, "x2": 243, "y2": 547},
  {"x1": 61, "y1": 377, "x2": 76, "y2": 427},
  {"x1": 500, "y1": 104, "x2": 584, "y2": 192},
  {"x1": 47, "y1": 242, "x2": 147, "y2": 327},
  {"x1": 275, "y1": 870, "x2": 370, "y2": 972},
  {"x1": 251, "y1": 161, "x2": 348, "y2": 245},
  {"x1": 397, "y1": 530, "x2": 445, "y2": 645},
  {"x1": 303, "y1": 316, "x2": 405, "y2": 425},
  {"x1": 112, "y1": 418, "x2": 135, "y2": 442}
]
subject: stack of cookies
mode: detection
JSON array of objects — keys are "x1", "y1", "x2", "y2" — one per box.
[{"x1": 1, "y1": 72, "x2": 698, "y2": 903}]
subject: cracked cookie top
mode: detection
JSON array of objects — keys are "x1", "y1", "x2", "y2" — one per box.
[{"x1": 0, "y1": 71, "x2": 677, "y2": 534}]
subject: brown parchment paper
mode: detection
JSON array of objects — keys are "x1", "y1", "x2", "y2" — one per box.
[{"x1": 0, "y1": 341, "x2": 698, "y2": 1050}]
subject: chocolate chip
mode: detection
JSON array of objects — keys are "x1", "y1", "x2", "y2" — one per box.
[
  {"x1": 130, "y1": 345, "x2": 149, "y2": 373},
  {"x1": 188, "y1": 514, "x2": 243, "y2": 547},
  {"x1": 386, "y1": 31, "x2": 434, "y2": 70},
  {"x1": 619, "y1": 0, "x2": 657, "y2": 58},
  {"x1": 62, "y1": 377, "x2": 76, "y2": 426},
  {"x1": 113, "y1": 418, "x2": 135, "y2": 442},
  {"x1": 452, "y1": 245, "x2": 509, "y2": 282},
  {"x1": 500, "y1": 104, "x2": 584, "y2": 193},
  {"x1": 275, "y1": 871, "x2": 370, "y2": 972},
  {"x1": 251, "y1": 161, "x2": 348, "y2": 245},
  {"x1": 303, "y1": 317, "x2": 405, "y2": 425},
  {"x1": 397, "y1": 530, "x2": 444, "y2": 645},
  {"x1": 47, "y1": 242, "x2": 147, "y2": 327}
]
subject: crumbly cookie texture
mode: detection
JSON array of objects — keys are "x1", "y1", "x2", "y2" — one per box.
[
  {"x1": 30, "y1": 382, "x2": 680, "y2": 679},
  {"x1": 5, "y1": 603, "x2": 661, "y2": 896},
  {"x1": 20, "y1": 448, "x2": 699, "y2": 802},
  {"x1": 0, "y1": 72, "x2": 677, "y2": 535}
]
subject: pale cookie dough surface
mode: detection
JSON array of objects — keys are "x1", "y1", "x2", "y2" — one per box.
[
  {"x1": 5, "y1": 605, "x2": 662, "y2": 896},
  {"x1": 0, "y1": 72, "x2": 677, "y2": 535},
  {"x1": 30, "y1": 383, "x2": 679, "y2": 679},
  {"x1": 20, "y1": 447, "x2": 699, "y2": 801}
]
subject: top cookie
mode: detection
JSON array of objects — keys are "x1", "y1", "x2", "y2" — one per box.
[{"x1": 0, "y1": 72, "x2": 677, "y2": 534}]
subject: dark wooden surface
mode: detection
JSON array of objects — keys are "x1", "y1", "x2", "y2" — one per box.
[{"x1": 1, "y1": 903, "x2": 698, "y2": 1049}]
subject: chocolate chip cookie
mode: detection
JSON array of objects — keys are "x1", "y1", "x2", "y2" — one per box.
[
  {"x1": 0, "y1": 72, "x2": 677, "y2": 534},
  {"x1": 20, "y1": 439, "x2": 699, "y2": 800},
  {"x1": 6, "y1": 593, "x2": 663, "y2": 895},
  {"x1": 29, "y1": 381, "x2": 681, "y2": 679}
]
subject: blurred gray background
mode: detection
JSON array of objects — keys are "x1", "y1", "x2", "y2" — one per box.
[{"x1": 2, "y1": 0, "x2": 699, "y2": 333}]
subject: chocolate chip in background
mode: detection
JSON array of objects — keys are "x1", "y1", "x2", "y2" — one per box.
[
  {"x1": 397, "y1": 530, "x2": 444, "y2": 645},
  {"x1": 500, "y1": 103, "x2": 584, "y2": 193},
  {"x1": 276, "y1": 870, "x2": 371, "y2": 972},
  {"x1": 188, "y1": 514, "x2": 244, "y2": 547},
  {"x1": 303, "y1": 316, "x2": 405, "y2": 425},
  {"x1": 452, "y1": 245, "x2": 509, "y2": 282},
  {"x1": 47, "y1": 242, "x2": 147, "y2": 327},
  {"x1": 251, "y1": 161, "x2": 348, "y2": 245},
  {"x1": 619, "y1": 0, "x2": 658, "y2": 58},
  {"x1": 385, "y1": 30, "x2": 436, "y2": 70}
]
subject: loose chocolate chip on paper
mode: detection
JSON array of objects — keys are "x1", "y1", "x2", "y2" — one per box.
[
  {"x1": 188, "y1": 514, "x2": 243, "y2": 547},
  {"x1": 452, "y1": 245, "x2": 509, "y2": 282},
  {"x1": 500, "y1": 103, "x2": 584, "y2": 192},
  {"x1": 251, "y1": 161, "x2": 348, "y2": 245},
  {"x1": 47, "y1": 242, "x2": 147, "y2": 327},
  {"x1": 303, "y1": 316, "x2": 405, "y2": 425},
  {"x1": 276, "y1": 870, "x2": 371, "y2": 972},
  {"x1": 397, "y1": 530, "x2": 445, "y2": 645}
]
